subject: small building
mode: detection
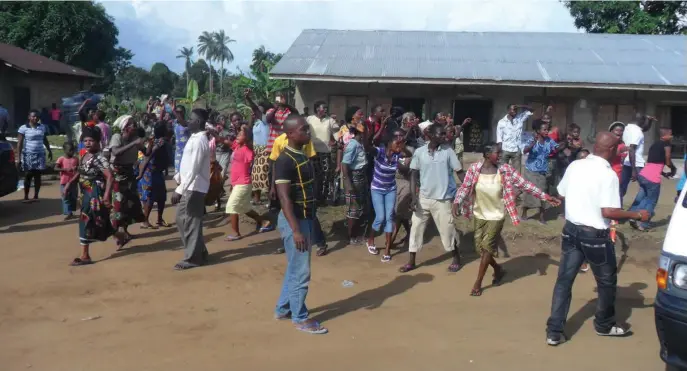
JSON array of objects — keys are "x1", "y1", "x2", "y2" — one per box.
[
  {"x1": 0, "y1": 42, "x2": 98, "y2": 132},
  {"x1": 272, "y1": 29, "x2": 687, "y2": 155}
]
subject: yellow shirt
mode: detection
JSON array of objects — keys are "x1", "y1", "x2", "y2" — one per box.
[
  {"x1": 473, "y1": 173, "x2": 505, "y2": 221},
  {"x1": 269, "y1": 133, "x2": 316, "y2": 161}
]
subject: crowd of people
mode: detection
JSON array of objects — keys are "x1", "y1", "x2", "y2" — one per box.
[{"x1": 11, "y1": 89, "x2": 685, "y2": 338}]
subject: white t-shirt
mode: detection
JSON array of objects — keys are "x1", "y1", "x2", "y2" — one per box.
[
  {"x1": 557, "y1": 154, "x2": 621, "y2": 230},
  {"x1": 622, "y1": 123, "x2": 646, "y2": 167}
]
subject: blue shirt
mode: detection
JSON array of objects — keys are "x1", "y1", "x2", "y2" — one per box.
[
  {"x1": 18, "y1": 124, "x2": 47, "y2": 155},
  {"x1": 678, "y1": 154, "x2": 686, "y2": 191},
  {"x1": 341, "y1": 138, "x2": 367, "y2": 170},
  {"x1": 410, "y1": 144, "x2": 462, "y2": 200},
  {"x1": 252, "y1": 119, "x2": 269, "y2": 146},
  {"x1": 525, "y1": 137, "x2": 557, "y2": 174},
  {"x1": 174, "y1": 120, "x2": 189, "y2": 172},
  {"x1": 371, "y1": 146, "x2": 400, "y2": 192}
]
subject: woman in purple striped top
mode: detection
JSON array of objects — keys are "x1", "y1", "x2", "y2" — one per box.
[{"x1": 367, "y1": 129, "x2": 412, "y2": 262}]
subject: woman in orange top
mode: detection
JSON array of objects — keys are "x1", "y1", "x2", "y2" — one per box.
[{"x1": 609, "y1": 122, "x2": 628, "y2": 181}]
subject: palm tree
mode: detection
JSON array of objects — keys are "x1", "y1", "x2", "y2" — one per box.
[
  {"x1": 197, "y1": 31, "x2": 216, "y2": 95},
  {"x1": 213, "y1": 30, "x2": 235, "y2": 99},
  {"x1": 176, "y1": 46, "x2": 194, "y2": 92}
]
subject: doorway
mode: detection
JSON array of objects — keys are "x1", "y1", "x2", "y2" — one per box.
[
  {"x1": 392, "y1": 98, "x2": 425, "y2": 119},
  {"x1": 13, "y1": 87, "x2": 30, "y2": 130},
  {"x1": 453, "y1": 100, "x2": 493, "y2": 152}
]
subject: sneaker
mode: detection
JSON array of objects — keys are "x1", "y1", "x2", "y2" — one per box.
[
  {"x1": 546, "y1": 333, "x2": 567, "y2": 346},
  {"x1": 596, "y1": 325, "x2": 632, "y2": 337}
]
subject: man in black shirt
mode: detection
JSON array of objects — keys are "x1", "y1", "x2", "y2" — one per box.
[{"x1": 273, "y1": 115, "x2": 327, "y2": 334}]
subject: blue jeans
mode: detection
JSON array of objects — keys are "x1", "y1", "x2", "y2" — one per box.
[
  {"x1": 275, "y1": 211, "x2": 314, "y2": 323},
  {"x1": 619, "y1": 165, "x2": 643, "y2": 205},
  {"x1": 60, "y1": 183, "x2": 78, "y2": 215},
  {"x1": 546, "y1": 221, "x2": 617, "y2": 336},
  {"x1": 629, "y1": 175, "x2": 660, "y2": 229},
  {"x1": 371, "y1": 189, "x2": 396, "y2": 233}
]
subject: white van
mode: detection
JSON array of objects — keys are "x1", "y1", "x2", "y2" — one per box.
[{"x1": 655, "y1": 186, "x2": 687, "y2": 371}]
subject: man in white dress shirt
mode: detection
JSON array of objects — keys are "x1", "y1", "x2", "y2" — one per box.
[
  {"x1": 545, "y1": 132, "x2": 649, "y2": 346},
  {"x1": 171, "y1": 108, "x2": 211, "y2": 270},
  {"x1": 496, "y1": 104, "x2": 534, "y2": 172}
]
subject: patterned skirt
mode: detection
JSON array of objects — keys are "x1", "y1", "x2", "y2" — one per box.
[
  {"x1": 345, "y1": 169, "x2": 369, "y2": 219},
  {"x1": 111, "y1": 164, "x2": 145, "y2": 229},
  {"x1": 79, "y1": 180, "x2": 115, "y2": 245},
  {"x1": 138, "y1": 169, "x2": 167, "y2": 205},
  {"x1": 251, "y1": 145, "x2": 270, "y2": 193},
  {"x1": 22, "y1": 152, "x2": 46, "y2": 171}
]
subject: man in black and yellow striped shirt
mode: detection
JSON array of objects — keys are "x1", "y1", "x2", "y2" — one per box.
[{"x1": 273, "y1": 115, "x2": 327, "y2": 335}]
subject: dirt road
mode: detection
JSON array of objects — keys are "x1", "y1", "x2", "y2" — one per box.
[{"x1": 0, "y1": 178, "x2": 669, "y2": 371}]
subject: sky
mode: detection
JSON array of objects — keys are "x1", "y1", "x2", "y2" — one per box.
[{"x1": 101, "y1": 0, "x2": 579, "y2": 74}]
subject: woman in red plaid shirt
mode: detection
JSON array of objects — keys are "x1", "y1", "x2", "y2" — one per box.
[{"x1": 452, "y1": 143, "x2": 560, "y2": 296}]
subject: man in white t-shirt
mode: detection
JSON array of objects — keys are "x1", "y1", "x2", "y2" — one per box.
[
  {"x1": 545, "y1": 132, "x2": 649, "y2": 346},
  {"x1": 620, "y1": 114, "x2": 656, "y2": 203}
]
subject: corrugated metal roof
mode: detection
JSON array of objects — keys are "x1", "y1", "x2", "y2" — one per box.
[
  {"x1": 0, "y1": 43, "x2": 99, "y2": 78},
  {"x1": 271, "y1": 30, "x2": 687, "y2": 89}
]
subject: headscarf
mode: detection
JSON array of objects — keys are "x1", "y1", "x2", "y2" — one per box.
[{"x1": 113, "y1": 115, "x2": 133, "y2": 131}]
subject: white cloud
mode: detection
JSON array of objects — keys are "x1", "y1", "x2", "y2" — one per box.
[{"x1": 100, "y1": 0, "x2": 578, "y2": 73}]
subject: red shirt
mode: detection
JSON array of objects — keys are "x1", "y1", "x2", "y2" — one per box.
[
  {"x1": 56, "y1": 156, "x2": 78, "y2": 185},
  {"x1": 610, "y1": 142, "x2": 627, "y2": 179},
  {"x1": 230, "y1": 145, "x2": 254, "y2": 186},
  {"x1": 266, "y1": 107, "x2": 290, "y2": 153},
  {"x1": 366, "y1": 116, "x2": 381, "y2": 135},
  {"x1": 548, "y1": 127, "x2": 560, "y2": 158}
]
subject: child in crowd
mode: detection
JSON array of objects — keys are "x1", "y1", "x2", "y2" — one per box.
[
  {"x1": 522, "y1": 119, "x2": 562, "y2": 224},
  {"x1": 577, "y1": 148, "x2": 590, "y2": 159},
  {"x1": 55, "y1": 142, "x2": 79, "y2": 220},
  {"x1": 224, "y1": 127, "x2": 272, "y2": 241},
  {"x1": 566, "y1": 123, "x2": 583, "y2": 150}
]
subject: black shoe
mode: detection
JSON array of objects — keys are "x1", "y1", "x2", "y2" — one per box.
[{"x1": 596, "y1": 325, "x2": 632, "y2": 337}]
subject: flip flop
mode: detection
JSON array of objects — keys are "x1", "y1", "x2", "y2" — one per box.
[
  {"x1": 173, "y1": 261, "x2": 200, "y2": 270},
  {"x1": 116, "y1": 236, "x2": 132, "y2": 251},
  {"x1": 140, "y1": 223, "x2": 158, "y2": 230},
  {"x1": 224, "y1": 235, "x2": 242, "y2": 241},
  {"x1": 399, "y1": 263, "x2": 416, "y2": 273},
  {"x1": 316, "y1": 245, "x2": 328, "y2": 256},
  {"x1": 470, "y1": 288, "x2": 483, "y2": 297},
  {"x1": 157, "y1": 220, "x2": 171, "y2": 228},
  {"x1": 274, "y1": 247, "x2": 285, "y2": 254},
  {"x1": 492, "y1": 269, "x2": 507, "y2": 286},
  {"x1": 258, "y1": 225, "x2": 275, "y2": 233},
  {"x1": 295, "y1": 320, "x2": 328, "y2": 335},
  {"x1": 447, "y1": 263, "x2": 462, "y2": 273},
  {"x1": 70, "y1": 258, "x2": 94, "y2": 266}
]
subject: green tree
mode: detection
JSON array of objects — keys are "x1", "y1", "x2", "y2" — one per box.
[
  {"x1": 176, "y1": 46, "x2": 194, "y2": 92},
  {"x1": 197, "y1": 31, "x2": 216, "y2": 96},
  {"x1": 251, "y1": 45, "x2": 282, "y2": 75},
  {"x1": 563, "y1": 1, "x2": 687, "y2": 34},
  {"x1": 149, "y1": 62, "x2": 178, "y2": 95},
  {"x1": 0, "y1": 1, "x2": 131, "y2": 91},
  {"x1": 213, "y1": 30, "x2": 235, "y2": 99}
]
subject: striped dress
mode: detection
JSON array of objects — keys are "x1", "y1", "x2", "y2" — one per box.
[{"x1": 266, "y1": 108, "x2": 291, "y2": 154}]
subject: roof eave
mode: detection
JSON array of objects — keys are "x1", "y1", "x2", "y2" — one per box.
[{"x1": 270, "y1": 74, "x2": 687, "y2": 93}]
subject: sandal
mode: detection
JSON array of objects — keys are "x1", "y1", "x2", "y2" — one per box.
[
  {"x1": 399, "y1": 263, "x2": 416, "y2": 273},
  {"x1": 224, "y1": 235, "x2": 242, "y2": 241},
  {"x1": 140, "y1": 223, "x2": 158, "y2": 230},
  {"x1": 381, "y1": 255, "x2": 391, "y2": 263},
  {"x1": 173, "y1": 261, "x2": 200, "y2": 270},
  {"x1": 492, "y1": 269, "x2": 506, "y2": 286},
  {"x1": 295, "y1": 319, "x2": 328, "y2": 335},
  {"x1": 470, "y1": 288, "x2": 483, "y2": 296},
  {"x1": 115, "y1": 236, "x2": 132, "y2": 251},
  {"x1": 366, "y1": 242, "x2": 379, "y2": 255},
  {"x1": 157, "y1": 220, "x2": 171, "y2": 228},
  {"x1": 70, "y1": 258, "x2": 94, "y2": 266},
  {"x1": 316, "y1": 244, "x2": 328, "y2": 257},
  {"x1": 448, "y1": 263, "x2": 462, "y2": 273},
  {"x1": 258, "y1": 224, "x2": 275, "y2": 233},
  {"x1": 274, "y1": 247, "x2": 285, "y2": 254}
]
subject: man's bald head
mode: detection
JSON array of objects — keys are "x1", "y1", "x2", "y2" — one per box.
[
  {"x1": 593, "y1": 131, "x2": 619, "y2": 162},
  {"x1": 283, "y1": 114, "x2": 311, "y2": 147}
]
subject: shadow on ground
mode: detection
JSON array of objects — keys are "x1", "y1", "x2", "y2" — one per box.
[
  {"x1": 564, "y1": 282, "x2": 651, "y2": 339},
  {"x1": 310, "y1": 273, "x2": 434, "y2": 323}
]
